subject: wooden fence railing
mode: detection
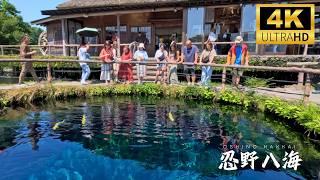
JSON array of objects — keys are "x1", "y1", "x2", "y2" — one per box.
[
  {"x1": 1, "y1": 40, "x2": 319, "y2": 56},
  {"x1": 0, "y1": 58, "x2": 319, "y2": 103}
]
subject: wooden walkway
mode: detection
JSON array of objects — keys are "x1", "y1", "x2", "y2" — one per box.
[{"x1": 0, "y1": 81, "x2": 319, "y2": 104}]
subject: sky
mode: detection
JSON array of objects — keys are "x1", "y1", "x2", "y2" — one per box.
[{"x1": 8, "y1": 0, "x2": 65, "y2": 23}]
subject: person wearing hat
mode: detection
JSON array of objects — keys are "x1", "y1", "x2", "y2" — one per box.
[
  {"x1": 154, "y1": 43, "x2": 168, "y2": 84},
  {"x1": 168, "y1": 41, "x2": 181, "y2": 84},
  {"x1": 226, "y1": 36, "x2": 249, "y2": 87},
  {"x1": 134, "y1": 43, "x2": 149, "y2": 84}
]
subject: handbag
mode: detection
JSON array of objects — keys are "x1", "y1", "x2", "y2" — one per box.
[{"x1": 202, "y1": 50, "x2": 212, "y2": 63}]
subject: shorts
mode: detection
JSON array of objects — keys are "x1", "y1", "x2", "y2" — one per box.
[
  {"x1": 232, "y1": 68, "x2": 243, "y2": 77},
  {"x1": 157, "y1": 62, "x2": 166, "y2": 70},
  {"x1": 184, "y1": 65, "x2": 195, "y2": 76}
]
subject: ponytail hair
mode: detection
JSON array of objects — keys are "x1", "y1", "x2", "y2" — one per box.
[{"x1": 20, "y1": 34, "x2": 29, "y2": 44}]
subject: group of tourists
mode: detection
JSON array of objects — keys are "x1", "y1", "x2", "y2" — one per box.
[{"x1": 18, "y1": 34, "x2": 249, "y2": 88}]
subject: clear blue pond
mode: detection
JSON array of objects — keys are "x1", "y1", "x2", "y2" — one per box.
[{"x1": 0, "y1": 97, "x2": 319, "y2": 180}]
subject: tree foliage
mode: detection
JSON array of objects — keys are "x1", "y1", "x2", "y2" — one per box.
[{"x1": 0, "y1": 0, "x2": 42, "y2": 45}]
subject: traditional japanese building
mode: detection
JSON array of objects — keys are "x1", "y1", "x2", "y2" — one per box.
[{"x1": 32, "y1": 0, "x2": 320, "y2": 56}]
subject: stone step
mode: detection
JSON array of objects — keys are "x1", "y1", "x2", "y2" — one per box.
[
  {"x1": 131, "y1": 70, "x2": 157, "y2": 75},
  {"x1": 132, "y1": 66, "x2": 158, "y2": 71}
]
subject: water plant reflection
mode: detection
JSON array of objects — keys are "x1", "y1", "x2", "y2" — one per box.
[{"x1": 0, "y1": 97, "x2": 319, "y2": 179}]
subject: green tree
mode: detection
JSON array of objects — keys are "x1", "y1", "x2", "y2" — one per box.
[
  {"x1": 0, "y1": 0, "x2": 19, "y2": 16},
  {"x1": 0, "y1": 0, "x2": 42, "y2": 45}
]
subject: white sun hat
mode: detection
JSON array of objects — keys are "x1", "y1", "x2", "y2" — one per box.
[
  {"x1": 138, "y1": 43, "x2": 145, "y2": 49},
  {"x1": 234, "y1": 36, "x2": 243, "y2": 43}
]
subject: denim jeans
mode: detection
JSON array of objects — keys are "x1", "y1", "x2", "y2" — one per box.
[
  {"x1": 201, "y1": 66, "x2": 213, "y2": 86},
  {"x1": 80, "y1": 63, "x2": 90, "y2": 83},
  {"x1": 168, "y1": 65, "x2": 179, "y2": 84}
]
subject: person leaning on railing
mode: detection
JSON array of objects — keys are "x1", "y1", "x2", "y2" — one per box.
[
  {"x1": 99, "y1": 41, "x2": 114, "y2": 85},
  {"x1": 18, "y1": 35, "x2": 40, "y2": 85},
  {"x1": 199, "y1": 41, "x2": 216, "y2": 87},
  {"x1": 154, "y1": 43, "x2": 169, "y2": 84},
  {"x1": 181, "y1": 40, "x2": 199, "y2": 86},
  {"x1": 118, "y1": 45, "x2": 133, "y2": 84},
  {"x1": 133, "y1": 43, "x2": 149, "y2": 84},
  {"x1": 226, "y1": 36, "x2": 249, "y2": 88},
  {"x1": 167, "y1": 41, "x2": 181, "y2": 85}
]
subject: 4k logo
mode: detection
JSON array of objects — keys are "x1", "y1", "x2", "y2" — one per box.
[{"x1": 256, "y1": 4, "x2": 315, "y2": 45}]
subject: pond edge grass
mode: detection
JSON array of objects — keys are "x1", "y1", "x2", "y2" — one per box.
[{"x1": 0, "y1": 83, "x2": 319, "y2": 138}]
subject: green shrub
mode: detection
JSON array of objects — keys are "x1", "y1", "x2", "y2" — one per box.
[
  {"x1": 218, "y1": 90, "x2": 251, "y2": 107},
  {"x1": 244, "y1": 77, "x2": 271, "y2": 88},
  {"x1": 264, "y1": 98, "x2": 301, "y2": 119},
  {"x1": 112, "y1": 84, "x2": 132, "y2": 95},
  {"x1": 131, "y1": 83, "x2": 163, "y2": 96}
]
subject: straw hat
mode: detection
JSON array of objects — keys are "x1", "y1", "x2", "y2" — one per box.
[
  {"x1": 138, "y1": 43, "x2": 145, "y2": 49},
  {"x1": 234, "y1": 36, "x2": 243, "y2": 43}
]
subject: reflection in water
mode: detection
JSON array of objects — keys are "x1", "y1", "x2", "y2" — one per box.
[{"x1": 0, "y1": 97, "x2": 319, "y2": 179}]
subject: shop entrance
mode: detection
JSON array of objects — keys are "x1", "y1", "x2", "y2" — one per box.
[
  {"x1": 204, "y1": 6, "x2": 241, "y2": 54},
  {"x1": 155, "y1": 26, "x2": 182, "y2": 50}
]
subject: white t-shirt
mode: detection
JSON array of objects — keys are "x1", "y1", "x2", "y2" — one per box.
[
  {"x1": 78, "y1": 47, "x2": 87, "y2": 66},
  {"x1": 208, "y1": 32, "x2": 217, "y2": 42},
  {"x1": 155, "y1": 50, "x2": 168, "y2": 61}
]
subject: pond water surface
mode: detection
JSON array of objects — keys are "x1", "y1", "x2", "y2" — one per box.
[{"x1": 0, "y1": 97, "x2": 319, "y2": 180}]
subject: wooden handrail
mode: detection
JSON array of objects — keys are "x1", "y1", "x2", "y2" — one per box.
[
  {"x1": 1, "y1": 40, "x2": 319, "y2": 48},
  {"x1": 287, "y1": 62, "x2": 320, "y2": 66},
  {"x1": 1, "y1": 58, "x2": 320, "y2": 74}
]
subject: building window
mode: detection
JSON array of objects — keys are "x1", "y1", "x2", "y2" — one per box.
[
  {"x1": 241, "y1": 4, "x2": 257, "y2": 53},
  {"x1": 106, "y1": 26, "x2": 127, "y2": 32},
  {"x1": 308, "y1": 6, "x2": 320, "y2": 55},
  {"x1": 205, "y1": 6, "x2": 241, "y2": 54},
  {"x1": 187, "y1": 8, "x2": 204, "y2": 43},
  {"x1": 131, "y1": 26, "x2": 151, "y2": 44},
  {"x1": 241, "y1": 4, "x2": 288, "y2": 54}
]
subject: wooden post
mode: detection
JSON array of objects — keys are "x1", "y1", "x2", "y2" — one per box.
[
  {"x1": 303, "y1": 73, "x2": 311, "y2": 103},
  {"x1": 222, "y1": 66, "x2": 227, "y2": 90},
  {"x1": 298, "y1": 72, "x2": 304, "y2": 87},
  {"x1": 297, "y1": 65, "x2": 304, "y2": 87},
  {"x1": 0, "y1": 46, "x2": 3, "y2": 56},
  {"x1": 48, "y1": 45, "x2": 51, "y2": 56},
  {"x1": 303, "y1": 44, "x2": 308, "y2": 55},
  {"x1": 116, "y1": 14, "x2": 121, "y2": 57},
  {"x1": 182, "y1": 8, "x2": 188, "y2": 44},
  {"x1": 61, "y1": 19, "x2": 67, "y2": 56},
  {"x1": 47, "y1": 63, "x2": 52, "y2": 83}
]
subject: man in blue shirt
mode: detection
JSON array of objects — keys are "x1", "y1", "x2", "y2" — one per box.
[{"x1": 182, "y1": 40, "x2": 199, "y2": 86}]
